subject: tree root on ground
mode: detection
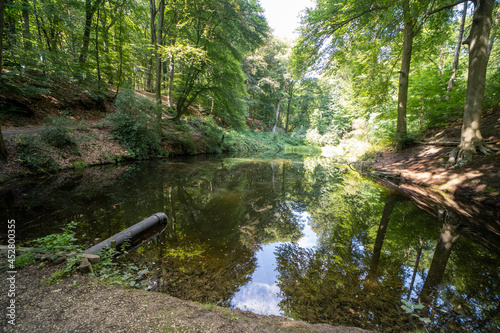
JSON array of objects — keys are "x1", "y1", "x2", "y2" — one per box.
[{"x1": 446, "y1": 142, "x2": 493, "y2": 168}]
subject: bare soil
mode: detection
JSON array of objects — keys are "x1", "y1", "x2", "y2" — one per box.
[
  {"x1": 0, "y1": 265, "x2": 374, "y2": 333},
  {"x1": 372, "y1": 107, "x2": 500, "y2": 211}
]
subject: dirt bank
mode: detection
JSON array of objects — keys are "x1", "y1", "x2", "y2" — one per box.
[
  {"x1": 0, "y1": 265, "x2": 374, "y2": 333},
  {"x1": 371, "y1": 107, "x2": 500, "y2": 211}
]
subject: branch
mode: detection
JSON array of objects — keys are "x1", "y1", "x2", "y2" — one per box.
[
  {"x1": 427, "y1": 0, "x2": 468, "y2": 16},
  {"x1": 330, "y1": 0, "x2": 398, "y2": 33}
]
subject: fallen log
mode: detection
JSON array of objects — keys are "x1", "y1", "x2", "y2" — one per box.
[{"x1": 84, "y1": 213, "x2": 168, "y2": 255}]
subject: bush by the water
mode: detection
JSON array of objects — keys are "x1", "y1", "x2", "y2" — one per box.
[
  {"x1": 106, "y1": 90, "x2": 161, "y2": 159},
  {"x1": 17, "y1": 134, "x2": 58, "y2": 171},
  {"x1": 41, "y1": 117, "x2": 77, "y2": 150}
]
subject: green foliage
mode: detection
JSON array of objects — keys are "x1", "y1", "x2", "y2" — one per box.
[
  {"x1": 41, "y1": 117, "x2": 78, "y2": 150},
  {"x1": 186, "y1": 116, "x2": 224, "y2": 153},
  {"x1": 16, "y1": 134, "x2": 58, "y2": 171},
  {"x1": 401, "y1": 300, "x2": 431, "y2": 323},
  {"x1": 33, "y1": 221, "x2": 81, "y2": 253},
  {"x1": 93, "y1": 247, "x2": 150, "y2": 288},
  {"x1": 107, "y1": 90, "x2": 161, "y2": 159},
  {"x1": 9, "y1": 251, "x2": 36, "y2": 269},
  {"x1": 163, "y1": 121, "x2": 198, "y2": 155},
  {"x1": 222, "y1": 130, "x2": 299, "y2": 154}
]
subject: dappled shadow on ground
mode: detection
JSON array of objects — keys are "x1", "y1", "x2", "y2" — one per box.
[{"x1": 373, "y1": 107, "x2": 500, "y2": 210}]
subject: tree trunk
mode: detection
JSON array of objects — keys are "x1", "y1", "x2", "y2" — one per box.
[
  {"x1": 448, "y1": 0, "x2": 494, "y2": 166},
  {"x1": 147, "y1": 0, "x2": 156, "y2": 92},
  {"x1": 487, "y1": 5, "x2": 500, "y2": 60},
  {"x1": 395, "y1": 0, "x2": 414, "y2": 151},
  {"x1": 285, "y1": 82, "x2": 294, "y2": 134},
  {"x1": 155, "y1": 0, "x2": 165, "y2": 118},
  {"x1": 446, "y1": 1, "x2": 467, "y2": 98},
  {"x1": 21, "y1": 0, "x2": 31, "y2": 51},
  {"x1": 79, "y1": 0, "x2": 99, "y2": 65},
  {"x1": 273, "y1": 80, "x2": 291, "y2": 133},
  {"x1": 0, "y1": 0, "x2": 4, "y2": 78},
  {"x1": 95, "y1": 4, "x2": 101, "y2": 85}
]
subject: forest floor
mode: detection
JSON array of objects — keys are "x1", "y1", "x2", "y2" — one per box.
[
  {"x1": 0, "y1": 264, "x2": 374, "y2": 333},
  {"x1": 371, "y1": 107, "x2": 500, "y2": 211}
]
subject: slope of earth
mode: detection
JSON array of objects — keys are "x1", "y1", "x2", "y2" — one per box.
[
  {"x1": 0, "y1": 265, "x2": 374, "y2": 333},
  {"x1": 372, "y1": 107, "x2": 500, "y2": 210}
]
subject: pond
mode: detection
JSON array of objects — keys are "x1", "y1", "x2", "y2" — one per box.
[{"x1": 1, "y1": 155, "x2": 499, "y2": 332}]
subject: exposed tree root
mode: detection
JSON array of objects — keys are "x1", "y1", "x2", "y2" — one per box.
[{"x1": 446, "y1": 142, "x2": 493, "y2": 168}]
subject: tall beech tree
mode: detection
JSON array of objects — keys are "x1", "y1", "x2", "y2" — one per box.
[
  {"x1": 293, "y1": 0, "x2": 469, "y2": 151},
  {"x1": 448, "y1": 0, "x2": 496, "y2": 166}
]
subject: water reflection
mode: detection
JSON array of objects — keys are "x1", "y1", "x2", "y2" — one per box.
[{"x1": 0, "y1": 156, "x2": 498, "y2": 332}]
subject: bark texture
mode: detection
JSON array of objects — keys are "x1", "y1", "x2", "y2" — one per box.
[
  {"x1": 448, "y1": 0, "x2": 494, "y2": 166},
  {"x1": 396, "y1": 0, "x2": 414, "y2": 151}
]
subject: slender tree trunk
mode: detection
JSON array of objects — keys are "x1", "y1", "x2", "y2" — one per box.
[
  {"x1": 273, "y1": 80, "x2": 291, "y2": 133},
  {"x1": 147, "y1": 0, "x2": 156, "y2": 92},
  {"x1": 396, "y1": 0, "x2": 414, "y2": 151},
  {"x1": 487, "y1": 6, "x2": 500, "y2": 60},
  {"x1": 167, "y1": 52, "x2": 175, "y2": 108},
  {"x1": 32, "y1": 2, "x2": 44, "y2": 53},
  {"x1": 95, "y1": 4, "x2": 101, "y2": 85},
  {"x1": 0, "y1": 0, "x2": 7, "y2": 161},
  {"x1": 79, "y1": 0, "x2": 99, "y2": 65},
  {"x1": 446, "y1": 1, "x2": 468, "y2": 98},
  {"x1": 0, "y1": 0, "x2": 4, "y2": 78},
  {"x1": 21, "y1": 0, "x2": 31, "y2": 51},
  {"x1": 367, "y1": 194, "x2": 397, "y2": 282},
  {"x1": 155, "y1": 0, "x2": 165, "y2": 122},
  {"x1": 114, "y1": 11, "x2": 124, "y2": 99},
  {"x1": 285, "y1": 82, "x2": 294, "y2": 133},
  {"x1": 448, "y1": 0, "x2": 494, "y2": 166}
]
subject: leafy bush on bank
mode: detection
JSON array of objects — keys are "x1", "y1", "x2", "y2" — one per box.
[
  {"x1": 17, "y1": 134, "x2": 58, "y2": 171},
  {"x1": 106, "y1": 90, "x2": 162, "y2": 159}
]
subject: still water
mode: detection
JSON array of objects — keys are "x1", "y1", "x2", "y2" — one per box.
[{"x1": 1, "y1": 156, "x2": 499, "y2": 332}]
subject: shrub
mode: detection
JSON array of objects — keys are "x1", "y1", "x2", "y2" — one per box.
[
  {"x1": 187, "y1": 116, "x2": 224, "y2": 153},
  {"x1": 33, "y1": 221, "x2": 81, "y2": 253},
  {"x1": 106, "y1": 90, "x2": 161, "y2": 159},
  {"x1": 41, "y1": 117, "x2": 77, "y2": 149},
  {"x1": 17, "y1": 134, "x2": 58, "y2": 171}
]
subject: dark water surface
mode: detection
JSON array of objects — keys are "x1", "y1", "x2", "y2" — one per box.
[{"x1": 1, "y1": 156, "x2": 499, "y2": 332}]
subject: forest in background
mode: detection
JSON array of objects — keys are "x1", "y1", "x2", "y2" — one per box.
[{"x1": 0, "y1": 0, "x2": 499, "y2": 166}]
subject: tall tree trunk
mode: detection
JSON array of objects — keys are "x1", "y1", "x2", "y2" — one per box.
[
  {"x1": 155, "y1": 0, "x2": 165, "y2": 122},
  {"x1": 487, "y1": 5, "x2": 500, "y2": 60},
  {"x1": 21, "y1": 0, "x2": 31, "y2": 51},
  {"x1": 446, "y1": 1, "x2": 468, "y2": 98},
  {"x1": 273, "y1": 80, "x2": 291, "y2": 133},
  {"x1": 448, "y1": 0, "x2": 494, "y2": 166},
  {"x1": 419, "y1": 213, "x2": 460, "y2": 305},
  {"x1": 367, "y1": 194, "x2": 397, "y2": 283},
  {"x1": 114, "y1": 10, "x2": 124, "y2": 99},
  {"x1": 396, "y1": 0, "x2": 414, "y2": 151},
  {"x1": 95, "y1": 4, "x2": 101, "y2": 85},
  {"x1": 147, "y1": 0, "x2": 156, "y2": 92},
  {"x1": 285, "y1": 82, "x2": 294, "y2": 134},
  {"x1": 79, "y1": 0, "x2": 99, "y2": 65},
  {"x1": 0, "y1": 0, "x2": 4, "y2": 78},
  {"x1": 0, "y1": 0, "x2": 7, "y2": 161}
]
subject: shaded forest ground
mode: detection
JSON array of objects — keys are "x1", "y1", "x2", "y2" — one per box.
[
  {"x1": 0, "y1": 264, "x2": 374, "y2": 333},
  {"x1": 372, "y1": 107, "x2": 500, "y2": 210}
]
